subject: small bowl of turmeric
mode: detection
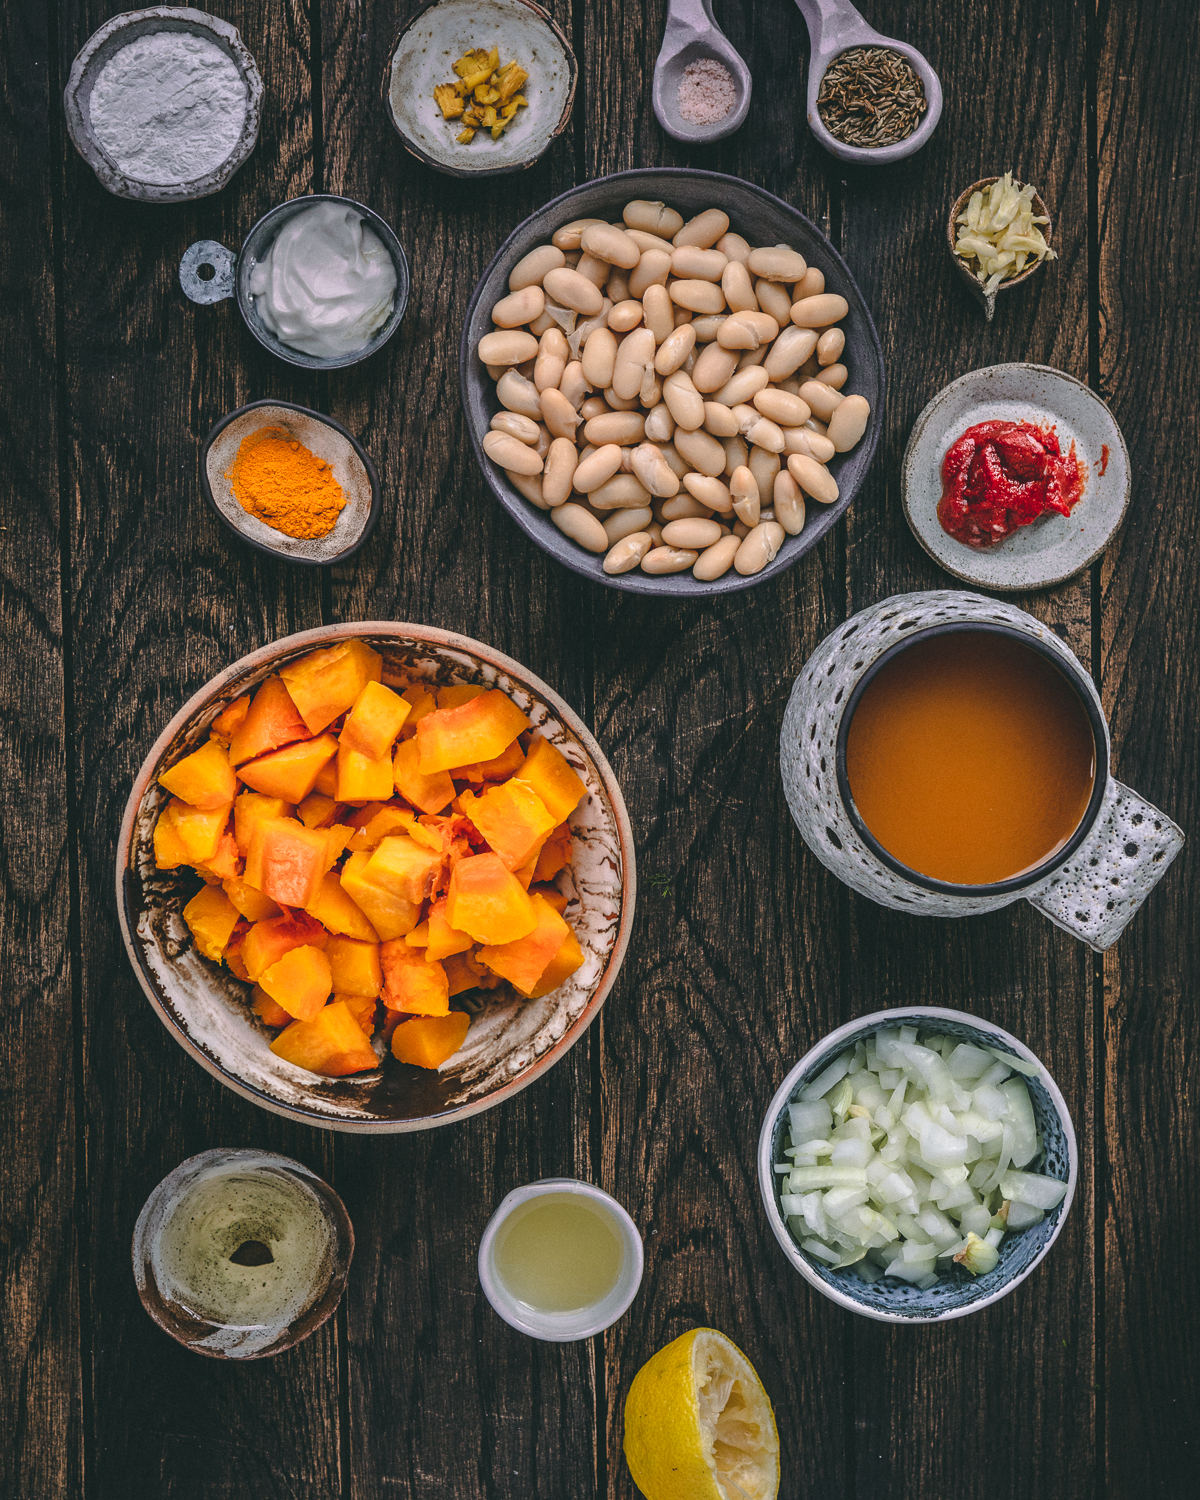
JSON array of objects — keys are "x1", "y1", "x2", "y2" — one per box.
[{"x1": 201, "y1": 400, "x2": 382, "y2": 566}]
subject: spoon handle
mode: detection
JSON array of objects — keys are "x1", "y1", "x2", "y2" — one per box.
[
  {"x1": 794, "y1": 0, "x2": 875, "y2": 61},
  {"x1": 663, "y1": 0, "x2": 718, "y2": 44}
]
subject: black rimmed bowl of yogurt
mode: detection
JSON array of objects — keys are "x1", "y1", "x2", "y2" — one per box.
[{"x1": 179, "y1": 195, "x2": 410, "y2": 370}]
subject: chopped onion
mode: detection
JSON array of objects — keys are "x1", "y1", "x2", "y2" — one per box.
[{"x1": 780, "y1": 1026, "x2": 1068, "y2": 1286}]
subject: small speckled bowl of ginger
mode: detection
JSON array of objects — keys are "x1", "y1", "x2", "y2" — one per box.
[{"x1": 200, "y1": 399, "x2": 382, "y2": 566}]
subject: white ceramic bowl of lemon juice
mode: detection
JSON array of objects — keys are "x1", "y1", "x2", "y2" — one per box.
[{"x1": 478, "y1": 1179, "x2": 644, "y2": 1341}]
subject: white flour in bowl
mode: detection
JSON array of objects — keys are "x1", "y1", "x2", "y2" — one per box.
[{"x1": 88, "y1": 30, "x2": 248, "y2": 185}]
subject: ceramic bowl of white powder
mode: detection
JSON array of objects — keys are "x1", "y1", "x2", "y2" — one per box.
[{"x1": 64, "y1": 6, "x2": 262, "y2": 202}]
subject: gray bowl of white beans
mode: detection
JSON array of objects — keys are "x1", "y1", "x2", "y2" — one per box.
[{"x1": 461, "y1": 168, "x2": 885, "y2": 594}]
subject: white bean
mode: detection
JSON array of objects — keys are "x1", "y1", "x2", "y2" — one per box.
[
  {"x1": 608, "y1": 300, "x2": 644, "y2": 333},
  {"x1": 626, "y1": 228, "x2": 676, "y2": 255},
  {"x1": 543, "y1": 267, "x2": 605, "y2": 315},
  {"x1": 543, "y1": 438, "x2": 578, "y2": 505},
  {"x1": 793, "y1": 267, "x2": 825, "y2": 301},
  {"x1": 748, "y1": 244, "x2": 808, "y2": 281},
  {"x1": 644, "y1": 402, "x2": 675, "y2": 442},
  {"x1": 533, "y1": 327, "x2": 569, "y2": 392},
  {"x1": 827, "y1": 394, "x2": 870, "y2": 452},
  {"x1": 753, "y1": 388, "x2": 811, "y2": 427},
  {"x1": 782, "y1": 427, "x2": 836, "y2": 464},
  {"x1": 641, "y1": 545, "x2": 699, "y2": 574},
  {"x1": 662, "y1": 517, "x2": 723, "y2": 548},
  {"x1": 669, "y1": 279, "x2": 726, "y2": 314},
  {"x1": 716, "y1": 231, "x2": 752, "y2": 263},
  {"x1": 692, "y1": 342, "x2": 739, "y2": 393},
  {"x1": 642, "y1": 283, "x2": 675, "y2": 343},
  {"x1": 654, "y1": 323, "x2": 696, "y2": 376},
  {"x1": 631, "y1": 442, "x2": 681, "y2": 497},
  {"x1": 581, "y1": 326, "x2": 618, "y2": 389},
  {"x1": 702, "y1": 400, "x2": 739, "y2": 437},
  {"x1": 791, "y1": 293, "x2": 849, "y2": 328},
  {"x1": 492, "y1": 286, "x2": 545, "y2": 327},
  {"x1": 490, "y1": 411, "x2": 540, "y2": 443},
  {"x1": 787, "y1": 452, "x2": 839, "y2": 504},
  {"x1": 580, "y1": 221, "x2": 641, "y2": 269},
  {"x1": 690, "y1": 314, "x2": 726, "y2": 343},
  {"x1": 662, "y1": 369, "x2": 705, "y2": 431},
  {"x1": 734, "y1": 520, "x2": 785, "y2": 574},
  {"x1": 773, "y1": 470, "x2": 806, "y2": 534},
  {"x1": 763, "y1": 325, "x2": 819, "y2": 379},
  {"x1": 672, "y1": 208, "x2": 730, "y2": 248},
  {"x1": 560, "y1": 361, "x2": 589, "y2": 410},
  {"x1": 671, "y1": 246, "x2": 727, "y2": 281},
  {"x1": 604, "y1": 387, "x2": 640, "y2": 412},
  {"x1": 496, "y1": 368, "x2": 543, "y2": 418},
  {"x1": 629, "y1": 249, "x2": 673, "y2": 299},
  {"x1": 540, "y1": 387, "x2": 582, "y2": 441},
  {"x1": 623, "y1": 200, "x2": 685, "y2": 236},
  {"x1": 748, "y1": 445, "x2": 781, "y2": 505},
  {"x1": 553, "y1": 502, "x2": 608, "y2": 552},
  {"x1": 484, "y1": 430, "x2": 543, "y2": 474},
  {"x1": 817, "y1": 363, "x2": 849, "y2": 390},
  {"x1": 612, "y1": 328, "x2": 657, "y2": 401},
  {"x1": 693, "y1": 534, "x2": 741, "y2": 580},
  {"x1": 798, "y1": 379, "x2": 844, "y2": 423},
  {"x1": 817, "y1": 327, "x2": 845, "y2": 366},
  {"x1": 584, "y1": 410, "x2": 646, "y2": 445},
  {"x1": 682, "y1": 473, "x2": 733, "y2": 513},
  {"x1": 590, "y1": 474, "x2": 652, "y2": 510},
  {"x1": 721, "y1": 260, "x2": 758, "y2": 313},
  {"x1": 722, "y1": 434, "x2": 749, "y2": 477},
  {"x1": 603, "y1": 532, "x2": 654, "y2": 573},
  {"x1": 551, "y1": 218, "x2": 605, "y2": 251},
  {"x1": 533, "y1": 423, "x2": 551, "y2": 459},
  {"x1": 659, "y1": 493, "x2": 711, "y2": 521},
  {"x1": 509, "y1": 244, "x2": 566, "y2": 291},
  {"x1": 579, "y1": 395, "x2": 609, "y2": 421},
  {"x1": 506, "y1": 469, "x2": 549, "y2": 508},
  {"x1": 606, "y1": 268, "x2": 631, "y2": 304},
  {"x1": 674, "y1": 426, "x2": 727, "y2": 476},
  {"x1": 479, "y1": 329, "x2": 539, "y2": 366},
  {"x1": 754, "y1": 278, "x2": 793, "y2": 325},
  {"x1": 657, "y1": 442, "x2": 688, "y2": 479},
  {"x1": 730, "y1": 466, "x2": 760, "y2": 526},
  {"x1": 715, "y1": 365, "x2": 770, "y2": 407},
  {"x1": 602, "y1": 508, "x2": 654, "y2": 545},
  {"x1": 572, "y1": 444, "x2": 623, "y2": 492}
]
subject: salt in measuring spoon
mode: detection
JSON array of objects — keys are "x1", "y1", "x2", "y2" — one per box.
[
  {"x1": 652, "y1": 0, "x2": 752, "y2": 145},
  {"x1": 795, "y1": 0, "x2": 942, "y2": 164}
]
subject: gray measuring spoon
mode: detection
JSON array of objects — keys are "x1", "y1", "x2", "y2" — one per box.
[
  {"x1": 796, "y1": 0, "x2": 942, "y2": 163},
  {"x1": 652, "y1": 0, "x2": 751, "y2": 144}
]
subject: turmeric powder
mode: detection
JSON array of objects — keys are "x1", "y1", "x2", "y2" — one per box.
[{"x1": 226, "y1": 426, "x2": 347, "y2": 540}]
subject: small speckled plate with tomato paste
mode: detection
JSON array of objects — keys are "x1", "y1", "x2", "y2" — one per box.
[{"x1": 901, "y1": 364, "x2": 1130, "y2": 591}]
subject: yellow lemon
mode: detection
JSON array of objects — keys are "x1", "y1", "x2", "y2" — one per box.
[{"x1": 622, "y1": 1327, "x2": 780, "y2": 1500}]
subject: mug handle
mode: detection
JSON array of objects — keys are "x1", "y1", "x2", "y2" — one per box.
[
  {"x1": 179, "y1": 241, "x2": 237, "y2": 305},
  {"x1": 1026, "y1": 779, "x2": 1184, "y2": 951}
]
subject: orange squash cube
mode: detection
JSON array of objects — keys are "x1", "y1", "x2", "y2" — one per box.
[
  {"x1": 512, "y1": 851, "x2": 538, "y2": 890},
  {"x1": 443, "y1": 952, "x2": 485, "y2": 997},
  {"x1": 210, "y1": 694, "x2": 251, "y2": 743},
  {"x1": 222, "y1": 876, "x2": 282, "y2": 923},
  {"x1": 233, "y1": 792, "x2": 291, "y2": 857},
  {"x1": 339, "y1": 851, "x2": 421, "y2": 941},
  {"x1": 403, "y1": 920, "x2": 430, "y2": 947},
  {"x1": 183, "y1": 885, "x2": 241, "y2": 962},
  {"x1": 416, "y1": 689, "x2": 530, "y2": 774},
  {"x1": 424, "y1": 898, "x2": 474, "y2": 961},
  {"x1": 297, "y1": 792, "x2": 340, "y2": 829},
  {"x1": 271, "y1": 1000, "x2": 379, "y2": 1076},
  {"x1": 341, "y1": 680, "x2": 411, "y2": 760},
  {"x1": 528, "y1": 927, "x2": 585, "y2": 998},
  {"x1": 517, "y1": 736, "x2": 587, "y2": 823},
  {"x1": 533, "y1": 822, "x2": 573, "y2": 882},
  {"x1": 391, "y1": 1011, "x2": 470, "y2": 1070},
  {"x1": 314, "y1": 758, "x2": 338, "y2": 797},
  {"x1": 347, "y1": 803, "x2": 416, "y2": 850},
  {"x1": 229, "y1": 675, "x2": 311, "y2": 767},
  {"x1": 241, "y1": 911, "x2": 327, "y2": 982},
  {"x1": 159, "y1": 738, "x2": 238, "y2": 810},
  {"x1": 365, "y1": 835, "x2": 442, "y2": 905},
  {"x1": 165, "y1": 799, "x2": 233, "y2": 866},
  {"x1": 392, "y1": 737, "x2": 456, "y2": 814},
  {"x1": 245, "y1": 817, "x2": 333, "y2": 909},
  {"x1": 251, "y1": 985, "x2": 292, "y2": 1028},
  {"x1": 477, "y1": 893, "x2": 571, "y2": 995},
  {"x1": 452, "y1": 740, "x2": 527, "y2": 785},
  {"x1": 399, "y1": 682, "x2": 437, "y2": 729},
  {"x1": 323, "y1": 823, "x2": 353, "y2": 869},
  {"x1": 336, "y1": 744, "x2": 395, "y2": 803},
  {"x1": 304, "y1": 871, "x2": 378, "y2": 941},
  {"x1": 280, "y1": 640, "x2": 382, "y2": 734},
  {"x1": 436, "y1": 684, "x2": 486, "y2": 709},
  {"x1": 339, "y1": 992, "x2": 378, "y2": 1036},
  {"x1": 154, "y1": 810, "x2": 191, "y2": 869},
  {"x1": 199, "y1": 829, "x2": 241, "y2": 881},
  {"x1": 456, "y1": 780, "x2": 556, "y2": 871},
  {"x1": 529, "y1": 883, "x2": 569, "y2": 915},
  {"x1": 445, "y1": 852, "x2": 536, "y2": 945},
  {"x1": 238, "y1": 733, "x2": 340, "y2": 803},
  {"x1": 259, "y1": 944, "x2": 333, "y2": 1020},
  {"x1": 325, "y1": 935, "x2": 383, "y2": 998},
  {"x1": 381, "y1": 940, "x2": 451, "y2": 1015}
]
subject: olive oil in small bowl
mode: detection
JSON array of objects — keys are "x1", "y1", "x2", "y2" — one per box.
[{"x1": 478, "y1": 1179, "x2": 643, "y2": 1340}]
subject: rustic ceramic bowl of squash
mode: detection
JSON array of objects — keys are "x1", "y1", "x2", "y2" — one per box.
[
  {"x1": 116, "y1": 623, "x2": 635, "y2": 1132},
  {"x1": 461, "y1": 167, "x2": 886, "y2": 596}
]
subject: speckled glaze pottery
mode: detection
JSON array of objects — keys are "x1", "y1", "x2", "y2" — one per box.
[
  {"x1": 758, "y1": 1007, "x2": 1077, "y2": 1322},
  {"x1": 779, "y1": 591, "x2": 1183, "y2": 951},
  {"x1": 64, "y1": 7, "x2": 263, "y2": 202},
  {"x1": 651, "y1": 0, "x2": 752, "y2": 145},
  {"x1": 117, "y1": 624, "x2": 635, "y2": 1132},
  {"x1": 179, "y1": 195, "x2": 410, "y2": 371},
  {"x1": 461, "y1": 168, "x2": 885, "y2": 596},
  {"x1": 133, "y1": 1148, "x2": 353, "y2": 1358}
]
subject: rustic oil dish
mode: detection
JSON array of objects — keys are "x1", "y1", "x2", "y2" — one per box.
[
  {"x1": 948, "y1": 177, "x2": 1052, "y2": 321},
  {"x1": 460, "y1": 167, "x2": 885, "y2": 596},
  {"x1": 117, "y1": 624, "x2": 635, "y2": 1132},
  {"x1": 384, "y1": 0, "x2": 577, "y2": 177},
  {"x1": 200, "y1": 400, "x2": 381, "y2": 567}
]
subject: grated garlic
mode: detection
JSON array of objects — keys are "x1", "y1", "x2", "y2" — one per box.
[{"x1": 954, "y1": 172, "x2": 1056, "y2": 296}]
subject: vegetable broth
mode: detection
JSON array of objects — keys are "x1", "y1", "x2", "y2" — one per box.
[
  {"x1": 844, "y1": 632, "x2": 1096, "y2": 885},
  {"x1": 494, "y1": 1193, "x2": 623, "y2": 1313}
]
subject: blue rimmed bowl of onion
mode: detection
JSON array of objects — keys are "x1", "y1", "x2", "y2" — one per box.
[{"x1": 757, "y1": 1006, "x2": 1077, "y2": 1323}]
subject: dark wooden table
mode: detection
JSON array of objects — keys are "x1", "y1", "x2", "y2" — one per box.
[{"x1": 3, "y1": 0, "x2": 1197, "y2": 1495}]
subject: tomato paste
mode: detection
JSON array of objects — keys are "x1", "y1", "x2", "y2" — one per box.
[{"x1": 937, "y1": 420, "x2": 1086, "y2": 548}]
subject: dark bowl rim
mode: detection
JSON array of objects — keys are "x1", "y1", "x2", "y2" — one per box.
[
  {"x1": 834, "y1": 620, "x2": 1109, "y2": 896},
  {"x1": 199, "y1": 399, "x2": 383, "y2": 567},
  {"x1": 380, "y1": 0, "x2": 578, "y2": 179},
  {"x1": 116, "y1": 622, "x2": 637, "y2": 1133},
  {"x1": 459, "y1": 166, "x2": 886, "y2": 596}
]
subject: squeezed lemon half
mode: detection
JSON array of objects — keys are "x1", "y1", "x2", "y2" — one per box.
[{"x1": 622, "y1": 1328, "x2": 780, "y2": 1500}]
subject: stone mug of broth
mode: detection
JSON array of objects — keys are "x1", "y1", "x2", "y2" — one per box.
[{"x1": 780, "y1": 591, "x2": 1183, "y2": 951}]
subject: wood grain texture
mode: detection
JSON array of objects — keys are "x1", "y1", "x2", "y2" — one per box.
[
  {"x1": 1097, "y1": 1, "x2": 1200, "y2": 1493},
  {"x1": 0, "y1": 3, "x2": 80, "y2": 1496}
]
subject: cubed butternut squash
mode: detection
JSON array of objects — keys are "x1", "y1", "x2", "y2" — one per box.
[
  {"x1": 451, "y1": 740, "x2": 526, "y2": 785},
  {"x1": 339, "y1": 851, "x2": 422, "y2": 941},
  {"x1": 381, "y1": 940, "x2": 451, "y2": 1015},
  {"x1": 443, "y1": 951, "x2": 484, "y2": 997},
  {"x1": 533, "y1": 822, "x2": 573, "y2": 882},
  {"x1": 222, "y1": 876, "x2": 282, "y2": 923},
  {"x1": 238, "y1": 733, "x2": 340, "y2": 803},
  {"x1": 529, "y1": 883, "x2": 569, "y2": 915},
  {"x1": 445, "y1": 852, "x2": 536, "y2": 945},
  {"x1": 159, "y1": 738, "x2": 238, "y2": 810},
  {"x1": 233, "y1": 792, "x2": 291, "y2": 857},
  {"x1": 435, "y1": 684, "x2": 487, "y2": 709},
  {"x1": 424, "y1": 898, "x2": 474, "y2": 961},
  {"x1": 517, "y1": 736, "x2": 587, "y2": 823},
  {"x1": 347, "y1": 803, "x2": 416, "y2": 850},
  {"x1": 183, "y1": 885, "x2": 241, "y2": 962},
  {"x1": 391, "y1": 1011, "x2": 470, "y2": 1070},
  {"x1": 325, "y1": 935, "x2": 383, "y2": 997},
  {"x1": 164, "y1": 799, "x2": 233, "y2": 866},
  {"x1": 339, "y1": 992, "x2": 378, "y2": 1036},
  {"x1": 336, "y1": 744, "x2": 395, "y2": 803},
  {"x1": 528, "y1": 927, "x2": 585, "y2": 998},
  {"x1": 210, "y1": 694, "x2": 251, "y2": 743},
  {"x1": 199, "y1": 829, "x2": 241, "y2": 881},
  {"x1": 341, "y1": 680, "x2": 411, "y2": 759},
  {"x1": 229, "y1": 675, "x2": 311, "y2": 766},
  {"x1": 244, "y1": 817, "x2": 332, "y2": 909},
  {"x1": 241, "y1": 912, "x2": 328, "y2": 982},
  {"x1": 271, "y1": 1000, "x2": 379, "y2": 1075},
  {"x1": 251, "y1": 985, "x2": 292, "y2": 1028},
  {"x1": 280, "y1": 640, "x2": 382, "y2": 734},
  {"x1": 305, "y1": 871, "x2": 380, "y2": 941},
  {"x1": 416, "y1": 690, "x2": 529, "y2": 774},
  {"x1": 365, "y1": 834, "x2": 442, "y2": 905},
  {"x1": 455, "y1": 779, "x2": 556, "y2": 871},
  {"x1": 477, "y1": 893, "x2": 571, "y2": 996},
  {"x1": 392, "y1": 737, "x2": 456, "y2": 814},
  {"x1": 314, "y1": 758, "x2": 339, "y2": 798},
  {"x1": 153, "y1": 809, "x2": 191, "y2": 869},
  {"x1": 297, "y1": 792, "x2": 340, "y2": 829},
  {"x1": 259, "y1": 944, "x2": 333, "y2": 1021}
]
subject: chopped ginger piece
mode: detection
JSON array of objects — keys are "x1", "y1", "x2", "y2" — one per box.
[
  {"x1": 457, "y1": 127, "x2": 477, "y2": 144},
  {"x1": 494, "y1": 63, "x2": 528, "y2": 102},
  {"x1": 433, "y1": 83, "x2": 465, "y2": 120}
]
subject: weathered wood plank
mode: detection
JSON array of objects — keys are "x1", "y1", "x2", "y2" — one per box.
[
  {"x1": 320, "y1": 3, "x2": 600, "y2": 1496},
  {"x1": 838, "y1": 3, "x2": 1096, "y2": 1496},
  {"x1": 0, "y1": 3, "x2": 80, "y2": 1497},
  {"x1": 1097, "y1": 1, "x2": 1200, "y2": 1492},
  {"x1": 57, "y1": 1, "x2": 339, "y2": 1494},
  {"x1": 586, "y1": 3, "x2": 850, "y2": 1496}
]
